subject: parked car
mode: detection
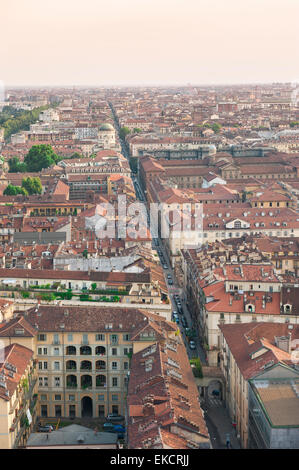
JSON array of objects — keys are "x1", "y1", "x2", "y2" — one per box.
[
  {"x1": 167, "y1": 274, "x2": 172, "y2": 279},
  {"x1": 103, "y1": 422, "x2": 115, "y2": 431},
  {"x1": 37, "y1": 424, "x2": 54, "y2": 433},
  {"x1": 163, "y1": 264, "x2": 168, "y2": 269},
  {"x1": 106, "y1": 414, "x2": 125, "y2": 423},
  {"x1": 181, "y1": 317, "x2": 187, "y2": 328},
  {"x1": 104, "y1": 423, "x2": 125, "y2": 433},
  {"x1": 168, "y1": 280, "x2": 173, "y2": 285},
  {"x1": 189, "y1": 341, "x2": 196, "y2": 350}
]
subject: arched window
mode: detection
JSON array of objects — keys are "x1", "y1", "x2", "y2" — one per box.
[
  {"x1": 80, "y1": 360, "x2": 92, "y2": 371},
  {"x1": 96, "y1": 375, "x2": 106, "y2": 388},
  {"x1": 81, "y1": 375, "x2": 92, "y2": 390},
  {"x1": 95, "y1": 346, "x2": 106, "y2": 356},
  {"x1": 66, "y1": 360, "x2": 77, "y2": 371},
  {"x1": 66, "y1": 375, "x2": 77, "y2": 388},
  {"x1": 284, "y1": 304, "x2": 292, "y2": 313},
  {"x1": 66, "y1": 346, "x2": 76, "y2": 356},
  {"x1": 80, "y1": 346, "x2": 92, "y2": 355},
  {"x1": 96, "y1": 360, "x2": 106, "y2": 370}
]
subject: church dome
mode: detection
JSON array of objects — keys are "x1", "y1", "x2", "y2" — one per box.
[{"x1": 99, "y1": 123, "x2": 114, "y2": 131}]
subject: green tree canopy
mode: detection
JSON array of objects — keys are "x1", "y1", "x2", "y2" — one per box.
[
  {"x1": 24, "y1": 144, "x2": 59, "y2": 172},
  {"x1": 8, "y1": 156, "x2": 27, "y2": 173},
  {"x1": 4, "y1": 184, "x2": 28, "y2": 196},
  {"x1": 22, "y1": 176, "x2": 42, "y2": 195},
  {"x1": 119, "y1": 126, "x2": 131, "y2": 140}
]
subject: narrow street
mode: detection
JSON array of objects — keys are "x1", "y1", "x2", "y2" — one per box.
[{"x1": 201, "y1": 398, "x2": 241, "y2": 449}]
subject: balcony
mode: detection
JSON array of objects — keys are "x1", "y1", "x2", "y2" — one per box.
[{"x1": 66, "y1": 383, "x2": 78, "y2": 389}]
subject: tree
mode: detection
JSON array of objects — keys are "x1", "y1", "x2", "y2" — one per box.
[
  {"x1": 70, "y1": 152, "x2": 83, "y2": 159},
  {"x1": 4, "y1": 184, "x2": 28, "y2": 196},
  {"x1": 119, "y1": 126, "x2": 131, "y2": 140},
  {"x1": 22, "y1": 177, "x2": 42, "y2": 195},
  {"x1": 8, "y1": 156, "x2": 27, "y2": 173},
  {"x1": 1, "y1": 105, "x2": 50, "y2": 140},
  {"x1": 189, "y1": 358, "x2": 203, "y2": 378},
  {"x1": 133, "y1": 128, "x2": 142, "y2": 133},
  {"x1": 24, "y1": 144, "x2": 59, "y2": 172},
  {"x1": 211, "y1": 123, "x2": 222, "y2": 134}
]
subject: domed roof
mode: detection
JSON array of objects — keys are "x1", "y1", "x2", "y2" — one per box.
[{"x1": 99, "y1": 123, "x2": 114, "y2": 131}]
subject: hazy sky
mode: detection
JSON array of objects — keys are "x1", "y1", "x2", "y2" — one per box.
[{"x1": 1, "y1": 0, "x2": 299, "y2": 86}]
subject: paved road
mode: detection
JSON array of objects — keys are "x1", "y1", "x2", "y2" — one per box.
[
  {"x1": 201, "y1": 398, "x2": 241, "y2": 449},
  {"x1": 111, "y1": 115, "x2": 207, "y2": 364},
  {"x1": 132, "y1": 177, "x2": 207, "y2": 364}
]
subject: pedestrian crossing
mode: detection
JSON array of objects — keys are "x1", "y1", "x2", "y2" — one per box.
[{"x1": 207, "y1": 398, "x2": 223, "y2": 407}]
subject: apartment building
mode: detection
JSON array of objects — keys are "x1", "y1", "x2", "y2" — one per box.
[
  {"x1": 0, "y1": 305, "x2": 177, "y2": 424},
  {"x1": 219, "y1": 322, "x2": 299, "y2": 448},
  {"x1": 0, "y1": 316, "x2": 38, "y2": 448}
]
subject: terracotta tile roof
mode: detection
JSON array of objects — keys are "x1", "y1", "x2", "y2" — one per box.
[
  {"x1": 0, "y1": 343, "x2": 34, "y2": 401},
  {"x1": 24, "y1": 305, "x2": 172, "y2": 333},
  {"x1": 219, "y1": 322, "x2": 299, "y2": 380},
  {"x1": 127, "y1": 340, "x2": 210, "y2": 449}
]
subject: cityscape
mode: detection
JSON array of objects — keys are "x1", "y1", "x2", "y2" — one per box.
[{"x1": 0, "y1": 0, "x2": 299, "y2": 455}]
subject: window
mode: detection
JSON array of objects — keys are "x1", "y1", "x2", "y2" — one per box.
[
  {"x1": 112, "y1": 348, "x2": 117, "y2": 356},
  {"x1": 39, "y1": 377, "x2": 48, "y2": 387},
  {"x1": 98, "y1": 394, "x2": 105, "y2": 401},
  {"x1": 110, "y1": 335, "x2": 118, "y2": 345},
  {"x1": 124, "y1": 348, "x2": 128, "y2": 355},
  {"x1": 82, "y1": 334, "x2": 89, "y2": 344},
  {"x1": 69, "y1": 395, "x2": 75, "y2": 401},
  {"x1": 55, "y1": 405, "x2": 62, "y2": 417},
  {"x1": 124, "y1": 362, "x2": 129, "y2": 370},
  {"x1": 53, "y1": 334, "x2": 59, "y2": 345},
  {"x1": 112, "y1": 377, "x2": 118, "y2": 387},
  {"x1": 98, "y1": 405, "x2": 105, "y2": 417},
  {"x1": 38, "y1": 334, "x2": 47, "y2": 341},
  {"x1": 123, "y1": 334, "x2": 130, "y2": 341},
  {"x1": 112, "y1": 405, "x2": 119, "y2": 415},
  {"x1": 38, "y1": 348, "x2": 42, "y2": 355},
  {"x1": 55, "y1": 394, "x2": 61, "y2": 401},
  {"x1": 112, "y1": 395, "x2": 118, "y2": 402},
  {"x1": 112, "y1": 362, "x2": 118, "y2": 370},
  {"x1": 41, "y1": 405, "x2": 48, "y2": 417},
  {"x1": 40, "y1": 394, "x2": 47, "y2": 401},
  {"x1": 96, "y1": 334, "x2": 105, "y2": 341},
  {"x1": 54, "y1": 362, "x2": 60, "y2": 371},
  {"x1": 43, "y1": 362, "x2": 48, "y2": 370},
  {"x1": 67, "y1": 334, "x2": 73, "y2": 342},
  {"x1": 55, "y1": 377, "x2": 61, "y2": 387},
  {"x1": 53, "y1": 347, "x2": 59, "y2": 356},
  {"x1": 69, "y1": 405, "x2": 76, "y2": 418}
]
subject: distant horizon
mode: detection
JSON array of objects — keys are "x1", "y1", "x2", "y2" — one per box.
[
  {"x1": 1, "y1": 0, "x2": 298, "y2": 88},
  {"x1": 4, "y1": 80, "x2": 298, "y2": 90}
]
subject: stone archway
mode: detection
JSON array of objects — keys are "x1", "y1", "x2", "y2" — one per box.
[
  {"x1": 207, "y1": 379, "x2": 223, "y2": 400},
  {"x1": 81, "y1": 396, "x2": 93, "y2": 418}
]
